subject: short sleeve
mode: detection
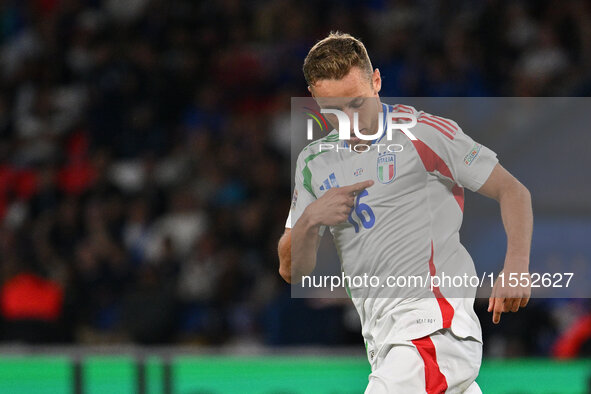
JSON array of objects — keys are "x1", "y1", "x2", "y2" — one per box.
[
  {"x1": 412, "y1": 116, "x2": 498, "y2": 192},
  {"x1": 285, "y1": 151, "x2": 325, "y2": 235}
]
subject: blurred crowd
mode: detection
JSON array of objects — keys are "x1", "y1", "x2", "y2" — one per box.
[{"x1": 0, "y1": 0, "x2": 589, "y2": 356}]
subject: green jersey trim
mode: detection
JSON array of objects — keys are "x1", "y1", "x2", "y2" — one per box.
[{"x1": 300, "y1": 133, "x2": 339, "y2": 197}]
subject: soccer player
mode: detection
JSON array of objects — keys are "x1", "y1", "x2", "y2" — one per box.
[{"x1": 277, "y1": 32, "x2": 533, "y2": 393}]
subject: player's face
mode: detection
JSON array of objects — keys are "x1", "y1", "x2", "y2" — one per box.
[{"x1": 310, "y1": 67, "x2": 382, "y2": 148}]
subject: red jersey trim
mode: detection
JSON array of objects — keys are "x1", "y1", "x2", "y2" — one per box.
[
  {"x1": 411, "y1": 139, "x2": 465, "y2": 212},
  {"x1": 411, "y1": 335, "x2": 449, "y2": 394},
  {"x1": 429, "y1": 241, "x2": 455, "y2": 329}
]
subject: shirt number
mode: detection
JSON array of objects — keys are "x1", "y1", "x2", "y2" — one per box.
[{"x1": 347, "y1": 190, "x2": 376, "y2": 233}]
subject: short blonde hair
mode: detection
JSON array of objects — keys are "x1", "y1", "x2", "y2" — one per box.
[{"x1": 303, "y1": 31, "x2": 373, "y2": 86}]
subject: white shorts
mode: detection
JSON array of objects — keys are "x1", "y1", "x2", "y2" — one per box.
[{"x1": 365, "y1": 329, "x2": 482, "y2": 394}]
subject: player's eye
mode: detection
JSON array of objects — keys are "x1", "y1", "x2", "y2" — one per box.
[{"x1": 350, "y1": 99, "x2": 365, "y2": 108}]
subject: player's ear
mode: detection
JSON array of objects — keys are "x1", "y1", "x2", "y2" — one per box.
[
  {"x1": 372, "y1": 68, "x2": 381, "y2": 94},
  {"x1": 308, "y1": 85, "x2": 315, "y2": 97}
]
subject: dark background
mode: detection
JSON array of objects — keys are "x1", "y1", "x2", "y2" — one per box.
[{"x1": 0, "y1": 0, "x2": 589, "y2": 359}]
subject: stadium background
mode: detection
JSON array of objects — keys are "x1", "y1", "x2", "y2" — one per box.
[{"x1": 0, "y1": 0, "x2": 589, "y2": 393}]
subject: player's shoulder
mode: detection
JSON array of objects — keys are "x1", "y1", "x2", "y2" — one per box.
[
  {"x1": 394, "y1": 103, "x2": 462, "y2": 142},
  {"x1": 296, "y1": 129, "x2": 341, "y2": 163}
]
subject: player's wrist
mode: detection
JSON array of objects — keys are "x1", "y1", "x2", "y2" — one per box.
[
  {"x1": 502, "y1": 255, "x2": 530, "y2": 272},
  {"x1": 301, "y1": 206, "x2": 322, "y2": 229}
]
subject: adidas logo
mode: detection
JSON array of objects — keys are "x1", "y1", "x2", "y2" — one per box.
[{"x1": 319, "y1": 172, "x2": 339, "y2": 191}]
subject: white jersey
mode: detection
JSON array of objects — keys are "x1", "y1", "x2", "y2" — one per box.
[{"x1": 286, "y1": 103, "x2": 498, "y2": 362}]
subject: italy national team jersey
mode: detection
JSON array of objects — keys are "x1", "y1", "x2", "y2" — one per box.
[{"x1": 286, "y1": 103, "x2": 498, "y2": 363}]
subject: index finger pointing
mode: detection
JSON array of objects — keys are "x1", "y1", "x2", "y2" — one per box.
[
  {"x1": 342, "y1": 180, "x2": 374, "y2": 194},
  {"x1": 493, "y1": 298, "x2": 504, "y2": 324}
]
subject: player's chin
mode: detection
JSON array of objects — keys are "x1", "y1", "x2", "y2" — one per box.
[
  {"x1": 348, "y1": 129, "x2": 371, "y2": 146},
  {"x1": 349, "y1": 136, "x2": 368, "y2": 147}
]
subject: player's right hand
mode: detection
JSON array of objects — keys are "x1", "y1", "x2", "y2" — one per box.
[{"x1": 304, "y1": 180, "x2": 374, "y2": 226}]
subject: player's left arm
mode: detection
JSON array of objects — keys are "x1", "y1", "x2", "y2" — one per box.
[
  {"x1": 476, "y1": 163, "x2": 533, "y2": 324},
  {"x1": 411, "y1": 118, "x2": 532, "y2": 324}
]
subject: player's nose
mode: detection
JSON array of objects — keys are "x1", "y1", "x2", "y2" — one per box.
[
  {"x1": 342, "y1": 109, "x2": 356, "y2": 136},
  {"x1": 343, "y1": 108, "x2": 355, "y2": 122}
]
